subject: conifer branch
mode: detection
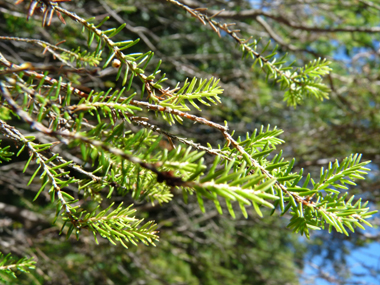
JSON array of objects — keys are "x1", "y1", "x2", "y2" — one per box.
[
  {"x1": 0, "y1": 116, "x2": 79, "y2": 227},
  {"x1": 180, "y1": 0, "x2": 380, "y2": 33},
  {"x1": 0, "y1": 0, "x2": 376, "y2": 247},
  {"x1": 1, "y1": 47, "x2": 375, "y2": 238},
  {"x1": 0, "y1": 252, "x2": 36, "y2": 281},
  {"x1": 167, "y1": 0, "x2": 332, "y2": 106},
  {"x1": 0, "y1": 0, "x2": 377, "y2": 282}
]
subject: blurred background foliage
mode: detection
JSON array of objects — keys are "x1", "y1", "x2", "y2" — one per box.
[{"x1": 0, "y1": 0, "x2": 379, "y2": 284}]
